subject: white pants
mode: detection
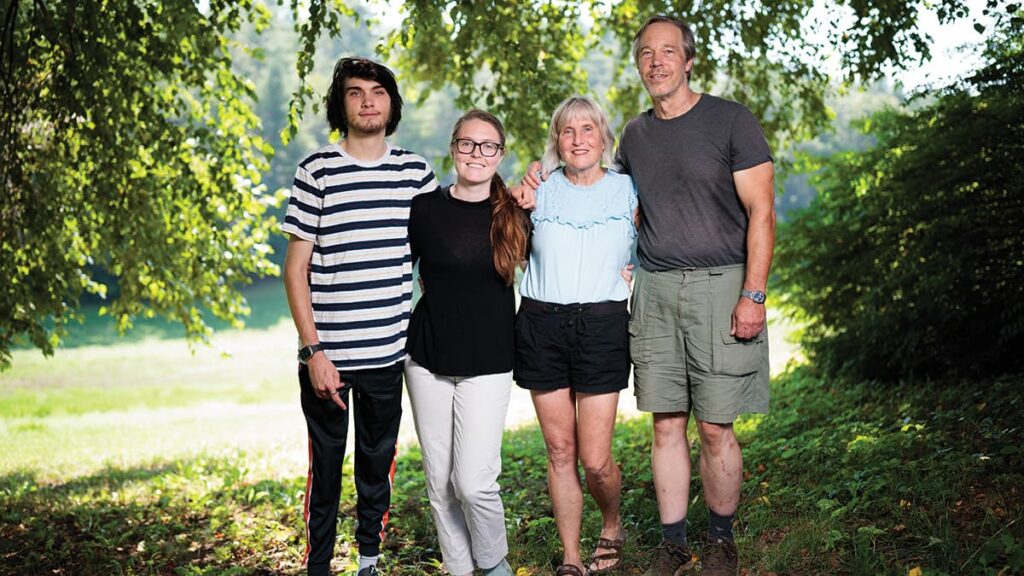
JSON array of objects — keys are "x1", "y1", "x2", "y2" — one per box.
[{"x1": 405, "y1": 359, "x2": 512, "y2": 575}]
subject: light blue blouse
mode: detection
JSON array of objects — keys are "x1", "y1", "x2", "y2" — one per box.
[{"x1": 520, "y1": 169, "x2": 638, "y2": 305}]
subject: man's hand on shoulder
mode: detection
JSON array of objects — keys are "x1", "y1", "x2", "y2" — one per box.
[
  {"x1": 512, "y1": 160, "x2": 545, "y2": 210},
  {"x1": 510, "y1": 183, "x2": 537, "y2": 210},
  {"x1": 309, "y1": 352, "x2": 347, "y2": 410},
  {"x1": 730, "y1": 297, "x2": 766, "y2": 340}
]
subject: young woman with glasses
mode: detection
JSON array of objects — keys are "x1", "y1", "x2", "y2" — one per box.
[{"x1": 404, "y1": 110, "x2": 529, "y2": 576}]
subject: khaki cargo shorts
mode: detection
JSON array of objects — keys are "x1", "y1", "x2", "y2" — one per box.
[{"x1": 629, "y1": 264, "x2": 770, "y2": 423}]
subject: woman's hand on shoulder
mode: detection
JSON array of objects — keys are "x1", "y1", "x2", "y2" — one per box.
[{"x1": 620, "y1": 263, "x2": 634, "y2": 287}]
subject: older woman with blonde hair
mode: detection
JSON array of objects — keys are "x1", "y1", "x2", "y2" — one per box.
[{"x1": 515, "y1": 95, "x2": 639, "y2": 576}]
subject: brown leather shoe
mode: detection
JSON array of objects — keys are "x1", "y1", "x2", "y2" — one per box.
[
  {"x1": 700, "y1": 538, "x2": 738, "y2": 575},
  {"x1": 642, "y1": 540, "x2": 697, "y2": 576}
]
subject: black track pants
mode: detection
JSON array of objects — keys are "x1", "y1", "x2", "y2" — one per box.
[{"x1": 299, "y1": 361, "x2": 404, "y2": 576}]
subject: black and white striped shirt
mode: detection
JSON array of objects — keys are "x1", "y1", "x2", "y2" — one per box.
[{"x1": 283, "y1": 143, "x2": 439, "y2": 370}]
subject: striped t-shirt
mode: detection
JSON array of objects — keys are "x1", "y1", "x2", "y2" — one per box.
[{"x1": 282, "y1": 142, "x2": 439, "y2": 370}]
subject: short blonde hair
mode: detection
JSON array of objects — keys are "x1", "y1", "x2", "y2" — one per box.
[{"x1": 541, "y1": 96, "x2": 616, "y2": 176}]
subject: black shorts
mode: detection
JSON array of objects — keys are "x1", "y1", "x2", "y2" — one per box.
[{"x1": 514, "y1": 297, "x2": 630, "y2": 394}]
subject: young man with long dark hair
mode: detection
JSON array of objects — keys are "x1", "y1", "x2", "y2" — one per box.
[{"x1": 283, "y1": 57, "x2": 438, "y2": 576}]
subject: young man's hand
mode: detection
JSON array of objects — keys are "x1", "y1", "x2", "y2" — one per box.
[{"x1": 309, "y1": 352, "x2": 347, "y2": 410}]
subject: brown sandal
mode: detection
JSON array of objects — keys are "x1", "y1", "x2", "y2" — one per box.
[
  {"x1": 587, "y1": 535, "x2": 625, "y2": 574},
  {"x1": 555, "y1": 564, "x2": 586, "y2": 576}
]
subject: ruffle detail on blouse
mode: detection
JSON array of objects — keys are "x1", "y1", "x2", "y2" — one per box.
[{"x1": 530, "y1": 170, "x2": 638, "y2": 233}]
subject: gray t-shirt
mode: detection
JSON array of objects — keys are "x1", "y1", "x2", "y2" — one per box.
[{"x1": 617, "y1": 94, "x2": 772, "y2": 271}]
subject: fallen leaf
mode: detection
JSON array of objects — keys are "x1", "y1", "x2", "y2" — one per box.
[{"x1": 908, "y1": 567, "x2": 923, "y2": 576}]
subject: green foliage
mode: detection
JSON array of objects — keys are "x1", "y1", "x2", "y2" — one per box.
[
  {"x1": 777, "y1": 84, "x2": 903, "y2": 219},
  {"x1": 279, "y1": 0, "x2": 357, "y2": 146},
  {"x1": 2, "y1": 0, "x2": 1018, "y2": 366},
  {"x1": 739, "y1": 368, "x2": 1024, "y2": 575},
  {"x1": 598, "y1": 0, "x2": 830, "y2": 158},
  {"x1": 385, "y1": 0, "x2": 1019, "y2": 164},
  {"x1": 774, "y1": 30, "x2": 1024, "y2": 380},
  {"x1": 383, "y1": 0, "x2": 591, "y2": 168},
  {"x1": 0, "y1": 0, "x2": 288, "y2": 367}
]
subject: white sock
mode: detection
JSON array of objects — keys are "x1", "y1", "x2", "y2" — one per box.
[{"x1": 358, "y1": 555, "x2": 379, "y2": 572}]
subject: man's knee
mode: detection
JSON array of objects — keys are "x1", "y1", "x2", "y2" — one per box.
[
  {"x1": 697, "y1": 421, "x2": 737, "y2": 453},
  {"x1": 652, "y1": 413, "x2": 689, "y2": 448}
]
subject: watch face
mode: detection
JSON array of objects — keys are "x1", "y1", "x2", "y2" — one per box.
[
  {"x1": 299, "y1": 347, "x2": 313, "y2": 362},
  {"x1": 743, "y1": 290, "x2": 766, "y2": 304}
]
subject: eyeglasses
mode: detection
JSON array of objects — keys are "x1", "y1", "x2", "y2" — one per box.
[{"x1": 452, "y1": 138, "x2": 503, "y2": 157}]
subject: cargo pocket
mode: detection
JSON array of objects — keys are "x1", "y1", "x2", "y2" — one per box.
[
  {"x1": 628, "y1": 318, "x2": 651, "y2": 364},
  {"x1": 712, "y1": 329, "x2": 764, "y2": 376}
]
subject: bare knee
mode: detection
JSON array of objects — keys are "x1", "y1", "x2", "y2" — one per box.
[
  {"x1": 698, "y1": 421, "x2": 736, "y2": 455},
  {"x1": 545, "y1": 439, "x2": 578, "y2": 471},
  {"x1": 653, "y1": 414, "x2": 689, "y2": 449},
  {"x1": 581, "y1": 454, "x2": 618, "y2": 484}
]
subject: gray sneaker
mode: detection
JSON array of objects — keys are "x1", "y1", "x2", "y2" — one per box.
[
  {"x1": 482, "y1": 558, "x2": 513, "y2": 576},
  {"x1": 357, "y1": 566, "x2": 380, "y2": 576},
  {"x1": 700, "y1": 538, "x2": 738, "y2": 576},
  {"x1": 642, "y1": 540, "x2": 697, "y2": 576}
]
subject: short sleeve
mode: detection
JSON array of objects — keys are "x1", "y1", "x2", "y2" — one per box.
[
  {"x1": 626, "y1": 176, "x2": 639, "y2": 214},
  {"x1": 282, "y1": 164, "x2": 323, "y2": 242},
  {"x1": 729, "y1": 106, "x2": 773, "y2": 172},
  {"x1": 614, "y1": 138, "x2": 631, "y2": 176},
  {"x1": 419, "y1": 163, "x2": 440, "y2": 195},
  {"x1": 408, "y1": 191, "x2": 430, "y2": 264}
]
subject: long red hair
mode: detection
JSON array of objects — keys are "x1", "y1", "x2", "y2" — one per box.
[{"x1": 451, "y1": 110, "x2": 529, "y2": 286}]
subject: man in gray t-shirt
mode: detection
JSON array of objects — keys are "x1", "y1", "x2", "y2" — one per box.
[
  {"x1": 518, "y1": 14, "x2": 775, "y2": 576},
  {"x1": 615, "y1": 15, "x2": 775, "y2": 576}
]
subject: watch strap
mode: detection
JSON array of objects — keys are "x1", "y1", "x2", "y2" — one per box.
[{"x1": 298, "y1": 343, "x2": 323, "y2": 363}]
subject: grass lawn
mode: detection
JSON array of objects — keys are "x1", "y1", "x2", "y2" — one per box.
[{"x1": 2, "y1": 285, "x2": 1021, "y2": 575}]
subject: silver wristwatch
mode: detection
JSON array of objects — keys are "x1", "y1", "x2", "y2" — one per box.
[{"x1": 740, "y1": 289, "x2": 767, "y2": 304}]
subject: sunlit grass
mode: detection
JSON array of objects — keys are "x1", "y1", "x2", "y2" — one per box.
[{"x1": 0, "y1": 402, "x2": 306, "y2": 481}]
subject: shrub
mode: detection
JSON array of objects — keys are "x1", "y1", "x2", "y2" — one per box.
[{"x1": 774, "y1": 32, "x2": 1024, "y2": 380}]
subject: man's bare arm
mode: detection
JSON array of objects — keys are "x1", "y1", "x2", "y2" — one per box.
[
  {"x1": 731, "y1": 162, "x2": 776, "y2": 339},
  {"x1": 284, "y1": 235, "x2": 346, "y2": 409}
]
